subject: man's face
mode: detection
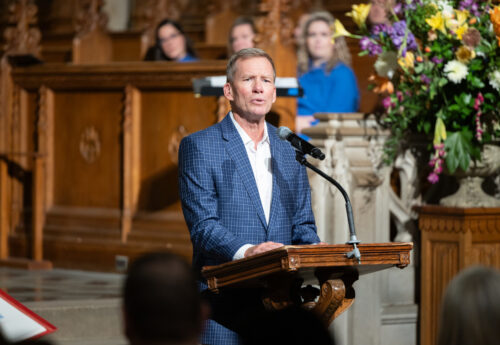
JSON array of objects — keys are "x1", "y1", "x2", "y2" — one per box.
[{"x1": 224, "y1": 57, "x2": 276, "y2": 122}]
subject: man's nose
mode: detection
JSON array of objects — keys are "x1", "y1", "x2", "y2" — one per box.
[{"x1": 253, "y1": 79, "x2": 264, "y2": 92}]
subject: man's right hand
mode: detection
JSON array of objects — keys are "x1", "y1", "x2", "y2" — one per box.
[{"x1": 244, "y1": 241, "x2": 283, "y2": 258}]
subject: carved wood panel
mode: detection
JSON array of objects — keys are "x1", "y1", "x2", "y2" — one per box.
[
  {"x1": 52, "y1": 91, "x2": 122, "y2": 208},
  {"x1": 418, "y1": 206, "x2": 500, "y2": 345}
]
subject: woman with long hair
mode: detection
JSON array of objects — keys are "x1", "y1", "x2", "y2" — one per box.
[
  {"x1": 144, "y1": 19, "x2": 198, "y2": 62},
  {"x1": 296, "y1": 11, "x2": 359, "y2": 134}
]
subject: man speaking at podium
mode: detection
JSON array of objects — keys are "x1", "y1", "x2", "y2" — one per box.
[{"x1": 178, "y1": 48, "x2": 321, "y2": 345}]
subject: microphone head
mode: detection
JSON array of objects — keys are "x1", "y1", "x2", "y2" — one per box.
[{"x1": 277, "y1": 126, "x2": 292, "y2": 140}]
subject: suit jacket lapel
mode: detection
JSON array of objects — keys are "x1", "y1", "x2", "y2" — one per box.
[
  {"x1": 220, "y1": 115, "x2": 268, "y2": 229},
  {"x1": 268, "y1": 122, "x2": 282, "y2": 231}
]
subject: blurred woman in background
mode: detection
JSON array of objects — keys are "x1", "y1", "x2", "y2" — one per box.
[
  {"x1": 296, "y1": 11, "x2": 359, "y2": 134},
  {"x1": 228, "y1": 17, "x2": 257, "y2": 55},
  {"x1": 437, "y1": 266, "x2": 500, "y2": 345},
  {"x1": 144, "y1": 19, "x2": 198, "y2": 62}
]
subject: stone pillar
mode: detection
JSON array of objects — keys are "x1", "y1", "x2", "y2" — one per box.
[{"x1": 303, "y1": 113, "x2": 417, "y2": 345}]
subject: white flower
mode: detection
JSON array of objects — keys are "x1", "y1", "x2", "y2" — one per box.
[
  {"x1": 374, "y1": 51, "x2": 399, "y2": 79},
  {"x1": 436, "y1": 0, "x2": 454, "y2": 17},
  {"x1": 444, "y1": 60, "x2": 468, "y2": 83},
  {"x1": 489, "y1": 70, "x2": 500, "y2": 91}
]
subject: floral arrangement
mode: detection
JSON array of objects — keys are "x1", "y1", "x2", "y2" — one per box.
[{"x1": 335, "y1": 0, "x2": 500, "y2": 183}]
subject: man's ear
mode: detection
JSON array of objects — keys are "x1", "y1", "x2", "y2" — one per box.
[{"x1": 223, "y1": 82, "x2": 234, "y2": 101}]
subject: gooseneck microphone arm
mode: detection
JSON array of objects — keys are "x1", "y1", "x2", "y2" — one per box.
[{"x1": 294, "y1": 151, "x2": 361, "y2": 263}]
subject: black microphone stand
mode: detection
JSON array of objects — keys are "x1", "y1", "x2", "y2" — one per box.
[{"x1": 295, "y1": 151, "x2": 361, "y2": 263}]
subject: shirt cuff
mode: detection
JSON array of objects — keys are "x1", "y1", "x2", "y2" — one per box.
[{"x1": 233, "y1": 244, "x2": 253, "y2": 260}]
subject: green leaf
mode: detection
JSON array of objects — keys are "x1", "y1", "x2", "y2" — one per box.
[
  {"x1": 438, "y1": 77, "x2": 448, "y2": 87},
  {"x1": 444, "y1": 130, "x2": 473, "y2": 173},
  {"x1": 468, "y1": 75, "x2": 485, "y2": 88}
]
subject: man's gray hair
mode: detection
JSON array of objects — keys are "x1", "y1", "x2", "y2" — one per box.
[{"x1": 226, "y1": 48, "x2": 276, "y2": 83}]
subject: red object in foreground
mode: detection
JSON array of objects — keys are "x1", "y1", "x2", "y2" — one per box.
[{"x1": 0, "y1": 289, "x2": 57, "y2": 342}]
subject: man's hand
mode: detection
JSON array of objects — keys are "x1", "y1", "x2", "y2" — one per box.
[{"x1": 244, "y1": 241, "x2": 283, "y2": 257}]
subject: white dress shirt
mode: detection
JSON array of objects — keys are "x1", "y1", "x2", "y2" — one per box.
[{"x1": 230, "y1": 112, "x2": 273, "y2": 260}]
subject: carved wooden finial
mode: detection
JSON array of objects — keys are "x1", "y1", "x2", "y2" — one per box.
[
  {"x1": 74, "y1": 0, "x2": 109, "y2": 38},
  {"x1": 257, "y1": 0, "x2": 294, "y2": 48},
  {"x1": 3, "y1": 0, "x2": 41, "y2": 57}
]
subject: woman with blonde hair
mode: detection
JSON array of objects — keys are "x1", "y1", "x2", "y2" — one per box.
[{"x1": 296, "y1": 11, "x2": 359, "y2": 134}]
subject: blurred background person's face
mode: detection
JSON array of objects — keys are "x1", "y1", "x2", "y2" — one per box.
[
  {"x1": 158, "y1": 23, "x2": 187, "y2": 61},
  {"x1": 230, "y1": 24, "x2": 255, "y2": 53},
  {"x1": 306, "y1": 20, "x2": 333, "y2": 66}
]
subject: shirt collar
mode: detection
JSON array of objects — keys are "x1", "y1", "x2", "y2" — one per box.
[{"x1": 229, "y1": 112, "x2": 269, "y2": 146}]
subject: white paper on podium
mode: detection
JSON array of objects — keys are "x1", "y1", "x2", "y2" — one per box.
[{"x1": 0, "y1": 290, "x2": 56, "y2": 342}]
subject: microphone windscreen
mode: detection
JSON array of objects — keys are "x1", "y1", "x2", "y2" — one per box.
[{"x1": 277, "y1": 126, "x2": 292, "y2": 140}]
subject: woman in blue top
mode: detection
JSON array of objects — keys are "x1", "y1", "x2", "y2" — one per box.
[
  {"x1": 296, "y1": 11, "x2": 359, "y2": 134},
  {"x1": 144, "y1": 19, "x2": 198, "y2": 62}
]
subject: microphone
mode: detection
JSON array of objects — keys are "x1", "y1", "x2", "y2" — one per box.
[{"x1": 277, "y1": 127, "x2": 325, "y2": 160}]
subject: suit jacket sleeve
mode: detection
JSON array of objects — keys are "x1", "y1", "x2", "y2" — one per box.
[{"x1": 178, "y1": 135, "x2": 249, "y2": 263}]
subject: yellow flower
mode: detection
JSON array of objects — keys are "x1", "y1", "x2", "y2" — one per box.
[
  {"x1": 446, "y1": 9, "x2": 468, "y2": 38},
  {"x1": 455, "y1": 9, "x2": 469, "y2": 25},
  {"x1": 455, "y1": 45, "x2": 476, "y2": 63},
  {"x1": 426, "y1": 12, "x2": 446, "y2": 34},
  {"x1": 346, "y1": 3, "x2": 372, "y2": 28},
  {"x1": 455, "y1": 25, "x2": 468, "y2": 39},
  {"x1": 331, "y1": 19, "x2": 352, "y2": 43},
  {"x1": 433, "y1": 118, "x2": 447, "y2": 145},
  {"x1": 398, "y1": 51, "x2": 415, "y2": 70}
]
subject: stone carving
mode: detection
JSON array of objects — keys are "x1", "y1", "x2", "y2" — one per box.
[
  {"x1": 3, "y1": 0, "x2": 41, "y2": 56},
  {"x1": 74, "y1": 0, "x2": 108, "y2": 38},
  {"x1": 79, "y1": 126, "x2": 101, "y2": 163},
  {"x1": 440, "y1": 144, "x2": 500, "y2": 207},
  {"x1": 390, "y1": 149, "x2": 420, "y2": 242}
]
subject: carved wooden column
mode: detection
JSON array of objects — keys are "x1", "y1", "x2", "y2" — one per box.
[
  {"x1": 205, "y1": 0, "x2": 238, "y2": 45},
  {"x1": 1, "y1": 0, "x2": 50, "y2": 268},
  {"x1": 256, "y1": 0, "x2": 297, "y2": 129},
  {"x1": 121, "y1": 84, "x2": 141, "y2": 242},
  {"x1": 417, "y1": 206, "x2": 500, "y2": 345},
  {"x1": 72, "y1": 0, "x2": 111, "y2": 64}
]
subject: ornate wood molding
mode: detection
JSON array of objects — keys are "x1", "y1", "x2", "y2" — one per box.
[
  {"x1": 256, "y1": 0, "x2": 294, "y2": 47},
  {"x1": 74, "y1": 0, "x2": 108, "y2": 38},
  {"x1": 3, "y1": 0, "x2": 41, "y2": 57},
  {"x1": 11, "y1": 61, "x2": 228, "y2": 89},
  {"x1": 417, "y1": 206, "x2": 500, "y2": 234}
]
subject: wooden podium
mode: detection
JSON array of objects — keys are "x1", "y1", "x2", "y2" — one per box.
[{"x1": 202, "y1": 242, "x2": 413, "y2": 325}]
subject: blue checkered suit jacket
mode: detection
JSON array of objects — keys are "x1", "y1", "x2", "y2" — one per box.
[{"x1": 178, "y1": 114, "x2": 320, "y2": 345}]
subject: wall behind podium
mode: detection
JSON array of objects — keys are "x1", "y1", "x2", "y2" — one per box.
[{"x1": 4, "y1": 61, "x2": 226, "y2": 270}]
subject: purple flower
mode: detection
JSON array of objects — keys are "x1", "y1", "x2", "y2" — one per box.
[
  {"x1": 389, "y1": 21, "x2": 418, "y2": 56},
  {"x1": 360, "y1": 37, "x2": 383, "y2": 55},
  {"x1": 431, "y1": 56, "x2": 444, "y2": 64},
  {"x1": 371, "y1": 24, "x2": 390, "y2": 36},
  {"x1": 393, "y1": 3, "x2": 403, "y2": 15},
  {"x1": 459, "y1": 0, "x2": 482, "y2": 17},
  {"x1": 382, "y1": 96, "x2": 393, "y2": 109},
  {"x1": 396, "y1": 91, "x2": 403, "y2": 102},
  {"x1": 420, "y1": 74, "x2": 431, "y2": 85},
  {"x1": 427, "y1": 172, "x2": 440, "y2": 184}
]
